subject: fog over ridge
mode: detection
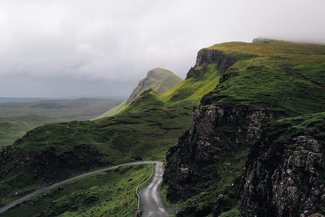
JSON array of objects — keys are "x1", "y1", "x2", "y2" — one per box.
[{"x1": 0, "y1": 0, "x2": 324, "y2": 98}]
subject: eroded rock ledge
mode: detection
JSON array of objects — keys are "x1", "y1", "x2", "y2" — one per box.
[
  {"x1": 240, "y1": 134, "x2": 325, "y2": 217},
  {"x1": 164, "y1": 104, "x2": 274, "y2": 210},
  {"x1": 187, "y1": 49, "x2": 236, "y2": 79}
]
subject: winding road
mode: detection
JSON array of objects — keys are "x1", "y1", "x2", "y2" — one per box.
[
  {"x1": 0, "y1": 161, "x2": 169, "y2": 216},
  {"x1": 138, "y1": 161, "x2": 169, "y2": 217}
]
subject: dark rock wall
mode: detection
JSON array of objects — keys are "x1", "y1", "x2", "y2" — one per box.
[
  {"x1": 240, "y1": 134, "x2": 325, "y2": 217},
  {"x1": 186, "y1": 49, "x2": 236, "y2": 79},
  {"x1": 164, "y1": 104, "x2": 274, "y2": 208}
]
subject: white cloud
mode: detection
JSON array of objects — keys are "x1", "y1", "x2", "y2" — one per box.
[{"x1": 0, "y1": 0, "x2": 324, "y2": 97}]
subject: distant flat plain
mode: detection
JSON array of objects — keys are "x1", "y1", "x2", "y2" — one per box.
[{"x1": 0, "y1": 97, "x2": 121, "y2": 146}]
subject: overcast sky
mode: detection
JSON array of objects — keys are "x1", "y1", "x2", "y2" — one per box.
[{"x1": 0, "y1": 0, "x2": 324, "y2": 98}]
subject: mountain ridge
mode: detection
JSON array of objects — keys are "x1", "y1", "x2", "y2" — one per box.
[
  {"x1": 127, "y1": 67, "x2": 182, "y2": 103},
  {"x1": 0, "y1": 59, "x2": 218, "y2": 211},
  {"x1": 96, "y1": 67, "x2": 182, "y2": 119},
  {"x1": 164, "y1": 40, "x2": 325, "y2": 216},
  {"x1": 0, "y1": 39, "x2": 324, "y2": 217}
]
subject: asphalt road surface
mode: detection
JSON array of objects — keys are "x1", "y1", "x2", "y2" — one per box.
[
  {"x1": 139, "y1": 161, "x2": 169, "y2": 217},
  {"x1": 0, "y1": 161, "x2": 158, "y2": 215}
]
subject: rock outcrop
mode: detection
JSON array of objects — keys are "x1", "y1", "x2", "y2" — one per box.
[
  {"x1": 239, "y1": 128, "x2": 325, "y2": 217},
  {"x1": 186, "y1": 49, "x2": 236, "y2": 79},
  {"x1": 164, "y1": 41, "x2": 325, "y2": 217},
  {"x1": 164, "y1": 104, "x2": 274, "y2": 215},
  {"x1": 165, "y1": 103, "x2": 325, "y2": 217}
]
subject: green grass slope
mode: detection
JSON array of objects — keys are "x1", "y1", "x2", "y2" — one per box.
[
  {"x1": 127, "y1": 67, "x2": 182, "y2": 103},
  {"x1": 96, "y1": 68, "x2": 182, "y2": 119},
  {"x1": 164, "y1": 40, "x2": 325, "y2": 216},
  {"x1": 94, "y1": 101, "x2": 128, "y2": 119},
  {"x1": 0, "y1": 165, "x2": 151, "y2": 217},
  {"x1": 161, "y1": 64, "x2": 219, "y2": 103},
  {"x1": 0, "y1": 63, "x2": 219, "y2": 207},
  {"x1": 203, "y1": 40, "x2": 325, "y2": 115},
  {"x1": 0, "y1": 115, "x2": 56, "y2": 147}
]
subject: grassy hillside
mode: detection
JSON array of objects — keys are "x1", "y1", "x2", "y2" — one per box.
[
  {"x1": 0, "y1": 98, "x2": 119, "y2": 146},
  {"x1": 3, "y1": 39, "x2": 323, "y2": 216},
  {"x1": 96, "y1": 67, "x2": 182, "y2": 119},
  {"x1": 0, "y1": 115, "x2": 56, "y2": 147},
  {"x1": 0, "y1": 165, "x2": 151, "y2": 217},
  {"x1": 164, "y1": 40, "x2": 325, "y2": 216},
  {"x1": 203, "y1": 40, "x2": 325, "y2": 115},
  {"x1": 95, "y1": 101, "x2": 128, "y2": 119},
  {"x1": 161, "y1": 64, "x2": 219, "y2": 102},
  {"x1": 0, "y1": 63, "x2": 219, "y2": 207},
  {"x1": 127, "y1": 67, "x2": 182, "y2": 103}
]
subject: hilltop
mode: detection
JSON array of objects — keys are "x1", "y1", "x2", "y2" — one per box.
[
  {"x1": 164, "y1": 39, "x2": 325, "y2": 216},
  {"x1": 127, "y1": 67, "x2": 182, "y2": 103},
  {"x1": 96, "y1": 67, "x2": 182, "y2": 118}
]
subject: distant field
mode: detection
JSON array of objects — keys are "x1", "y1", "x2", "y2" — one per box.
[{"x1": 0, "y1": 98, "x2": 121, "y2": 146}]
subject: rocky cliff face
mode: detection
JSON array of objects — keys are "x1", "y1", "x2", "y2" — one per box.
[
  {"x1": 186, "y1": 49, "x2": 236, "y2": 79},
  {"x1": 165, "y1": 49, "x2": 276, "y2": 216},
  {"x1": 165, "y1": 103, "x2": 274, "y2": 215},
  {"x1": 239, "y1": 122, "x2": 325, "y2": 217},
  {"x1": 164, "y1": 42, "x2": 325, "y2": 217},
  {"x1": 165, "y1": 102, "x2": 325, "y2": 217}
]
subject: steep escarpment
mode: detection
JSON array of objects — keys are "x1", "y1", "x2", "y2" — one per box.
[
  {"x1": 127, "y1": 68, "x2": 182, "y2": 103},
  {"x1": 165, "y1": 105, "x2": 274, "y2": 216},
  {"x1": 165, "y1": 40, "x2": 325, "y2": 217},
  {"x1": 186, "y1": 49, "x2": 236, "y2": 79},
  {"x1": 240, "y1": 112, "x2": 325, "y2": 217}
]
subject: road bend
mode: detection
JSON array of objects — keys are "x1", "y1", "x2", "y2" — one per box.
[
  {"x1": 138, "y1": 161, "x2": 169, "y2": 217},
  {"x1": 0, "y1": 161, "x2": 157, "y2": 215}
]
